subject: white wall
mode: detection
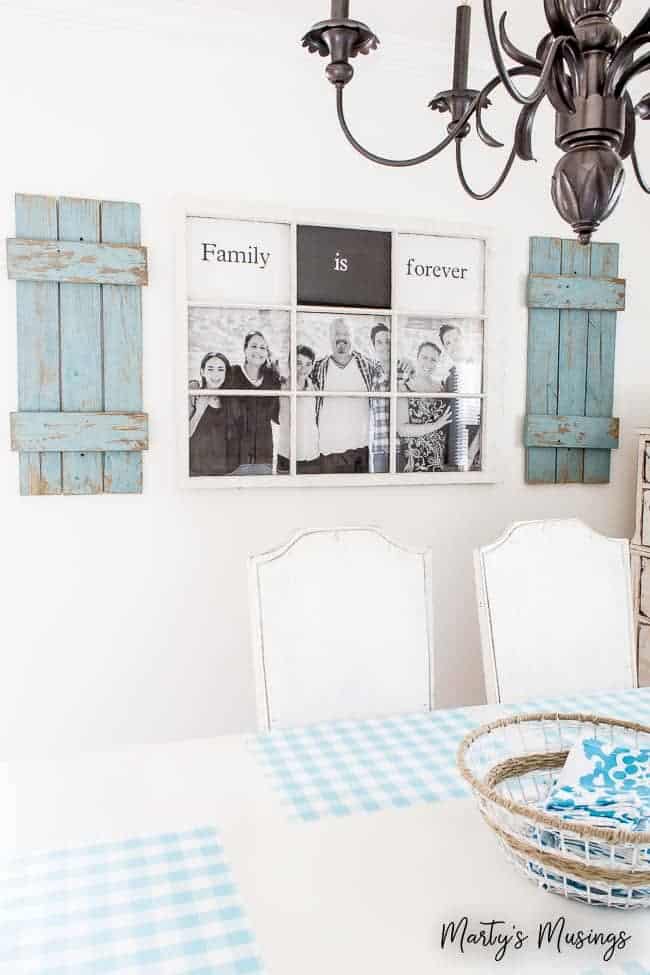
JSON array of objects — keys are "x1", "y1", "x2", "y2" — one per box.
[{"x1": 2, "y1": 0, "x2": 650, "y2": 758}]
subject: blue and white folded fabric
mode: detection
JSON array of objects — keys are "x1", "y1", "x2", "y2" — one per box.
[{"x1": 544, "y1": 736, "x2": 650, "y2": 831}]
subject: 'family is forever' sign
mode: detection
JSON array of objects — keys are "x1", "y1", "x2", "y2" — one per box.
[{"x1": 187, "y1": 217, "x2": 484, "y2": 317}]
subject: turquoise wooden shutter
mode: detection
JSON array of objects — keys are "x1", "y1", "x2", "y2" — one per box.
[
  {"x1": 7, "y1": 194, "x2": 148, "y2": 495},
  {"x1": 524, "y1": 236, "x2": 624, "y2": 484}
]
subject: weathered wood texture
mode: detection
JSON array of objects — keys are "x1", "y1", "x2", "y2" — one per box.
[
  {"x1": 101, "y1": 202, "x2": 144, "y2": 493},
  {"x1": 528, "y1": 273, "x2": 625, "y2": 311},
  {"x1": 15, "y1": 195, "x2": 61, "y2": 494},
  {"x1": 585, "y1": 244, "x2": 618, "y2": 484},
  {"x1": 9, "y1": 194, "x2": 147, "y2": 495},
  {"x1": 7, "y1": 238, "x2": 148, "y2": 286},
  {"x1": 526, "y1": 238, "x2": 561, "y2": 484},
  {"x1": 523, "y1": 415, "x2": 619, "y2": 450},
  {"x1": 11, "y1": 413, "x2": 148, "y2": 452},
  {"x1": 525, "y1": 237, "x2": 621, "y2": 485}
]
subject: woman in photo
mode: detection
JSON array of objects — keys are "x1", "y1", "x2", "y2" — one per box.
[
  {"x1": 397, "y1": 341, "x2": 452, "y2": 472},
  {"x1": 189, "y1": 352, "x2": 236, "y2": 476},
  {"x1": 230, "y1": 330, "x2": 281, "y2": 475},
  {"x1": 277, "y1": 345, "x2": 321, "y2": 475}
]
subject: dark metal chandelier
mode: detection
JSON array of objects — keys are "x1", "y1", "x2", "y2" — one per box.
[{"x1": 302, "y1": 0, "x2": 650, "y2": 243}]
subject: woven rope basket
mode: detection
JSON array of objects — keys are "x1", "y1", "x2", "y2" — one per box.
[{"x1": 457, "y1": 712, "x2": 650, "y2": 910}]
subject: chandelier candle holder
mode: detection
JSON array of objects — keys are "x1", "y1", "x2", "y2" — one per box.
[{"x1": 302, "y1": 0, "x2": 650, "y2": 243}]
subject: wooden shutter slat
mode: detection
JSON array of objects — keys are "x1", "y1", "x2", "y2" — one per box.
[
  {"x1": 584, "y1": 243, "x2": 618, "y2": 484},
  {"x1": 101, "y1": 201, "x2": 144, "y2": 493},
  {"x1": 7, "y1": 238, "x2": 148, "y2": 285},
  {"x1": 15, "y1": 194, "x2": 61, "y2": 495},
  {"x1": 526, "y1": 237, "x2": 561, "y2": 484},
  {"x1": 557, "y1": 240, "x2": 590, "y2": 483},
  {"x1": 527, "y1": 273, "x2": 625, "y2": 310},
  {"x1": 59, "y1": 198, "x2": 104, "y2": 495},
  {"x1": 524, "y1": 415, "x2": 619, "y2": 449},
  {"x1": 11, "y1": 412, "x2": 148, "y2": 452}
]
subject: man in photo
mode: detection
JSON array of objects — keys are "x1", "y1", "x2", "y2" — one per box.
[
  {"x1": 369, "y1": 323, "x2": 391, "y2": 474},
  {"x1": 311, "y1": 318, "x2": 379, "y2": 474},
  {"x1": 439, "y1": 322, "x2": 482, "y2": 470}
]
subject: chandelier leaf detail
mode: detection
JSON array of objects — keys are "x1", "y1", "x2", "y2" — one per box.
[{"x1": 302, "y1": 0, "x2": 650, "y2": 243}]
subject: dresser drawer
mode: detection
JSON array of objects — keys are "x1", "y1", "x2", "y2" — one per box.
[
  {"x1": 645, "y1": 442, "x2": 650, "y2": 483},
  {"x1": 640, "y1": 624, "x2": 650, "y2": 687},
  {"x1": 642, "y1": 492, "x2": 650, "y2": 547},
  {"x1": 640, "y1": 557, "x2": 650, "y2": 619}
]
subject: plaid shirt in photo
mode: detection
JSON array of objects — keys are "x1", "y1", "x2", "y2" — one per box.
[{"x1": 370, "y1": 369, "x2": 390, "y2": 456}]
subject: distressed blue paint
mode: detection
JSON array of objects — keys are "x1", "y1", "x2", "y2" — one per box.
[
  {"x1": 585, "y1": 243, "x2": 618, "y2": 484},
  {"x1": 526, "y1": 237, "x2": 561, "y2": 484},
  {"x1": 526, "y1": 236, "x2": 621, "y2": 485},
  {"x1": 10, "y1": 194, "x2": 147, "y2": 495},
  {"x1": 524, "y1": 414, "x2": 619, "y2": 450},
  {"x1": 7, "y1": 237, "x2": 147, "y2": 286},
  {"x1": 59, "y1": 197, "x2": 104, "y2": 495},
  {"x1": 528, "y1": 272, "x2": 625, "y2": 310},
  {"x1": 101, "y1": 201, "x2": 143, "y2": 493},
  {"x1": 11, "y1": 412, "x2": 148, "y2": 452},
  {"x1": 557, "y1": 240, "x2": 589, "y2": 483},
  {"x1": 15, "y1": 194, "x2": 61, "y2": 495}
]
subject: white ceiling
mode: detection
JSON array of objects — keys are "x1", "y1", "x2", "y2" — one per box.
[{"x1": 2, "y1": 0, "x2": 649, "y2": 53}]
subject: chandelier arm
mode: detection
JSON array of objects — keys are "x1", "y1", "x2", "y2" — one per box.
[
  {"x1": 498, "y1": 12, "x2": 542, "y2": 69},
  {"x1": 335, "y1": 87, "x2": 483, "y2": 167},
  {"x1": 626, "y1": 10, "x2": 650, "y2": 45},
  {"x1": 455, "y1": 140, "x2": 518, "y2": 200},
  {"x1": 335, "y1": 65, "x2": 538, "y2": 168},
  {"x1": 605, "y1": 33, "x2": 650, "y2": 96},
  {"x1": 484, "y1": 1, "x2": 577, "y2": 107},
  {"x1": 476, "y1": 64, "x2": 542, "y2": 149},
  {"x1": 476, "y1": 110, "x2": 504, "y2": 148},
  {"x1": 620, "y1": 92, "x2": 637, "y2": 160},
  {"x1": 514, "y1": 96, "x2": 546, "y2": 161},
  {"x1": 632, "y1": 144, "x2": 650, "y2": 194},
  {"x1": 613, "y1": 51, "x2": 650, "y2": 97}
]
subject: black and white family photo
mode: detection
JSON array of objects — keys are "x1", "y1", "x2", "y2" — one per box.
[{"x1": 188, "y1": 308, "x2": 483, "y2": 477}]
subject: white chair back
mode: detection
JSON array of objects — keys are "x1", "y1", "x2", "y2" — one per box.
[
  {"x1": 475, "y1": 518, "x2": 637, "y2": 704},
  {"x1": 249, "y1": 527, "x2": 434, "y2": 729}
]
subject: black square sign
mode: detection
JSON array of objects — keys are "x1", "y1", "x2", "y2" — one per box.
[{"x1": 297, "y1": 225, "x2": 391, "y2": 309}]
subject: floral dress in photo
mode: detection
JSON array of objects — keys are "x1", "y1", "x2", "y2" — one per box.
[{"x1": 402, "y1": 393, "x2": 448, "y2": 472}]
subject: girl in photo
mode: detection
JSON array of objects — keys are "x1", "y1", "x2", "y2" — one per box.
[
  {"x1": 189, "y1": 352, "x2": 237, "y2": 476},
  {"x1": 397, "y1": 341, "x2": 452, "y2": 472},
  {"x1": 230, "y1": 331, "x2": 281, "y2": 475}
]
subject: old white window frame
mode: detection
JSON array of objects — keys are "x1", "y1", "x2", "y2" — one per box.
[{"x1": 176, "y1": 197, "x2": 501, "y2": 489}]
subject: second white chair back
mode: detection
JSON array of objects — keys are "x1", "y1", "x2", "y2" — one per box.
[
  {"x1": 475, "y1": 518, "x2": 637, "y2": 704},
  {"x1": 249, "y1": 527, "x2": 434, "y2": 729}
]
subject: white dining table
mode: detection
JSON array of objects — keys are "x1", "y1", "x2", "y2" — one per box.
[{"x1": 2, "y1": 691, "x2": 650, "y2": 975}]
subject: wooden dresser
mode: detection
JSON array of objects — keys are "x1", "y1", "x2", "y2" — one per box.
[{"x1": 631, "y1": 430, "x2": 650, "y2": 686}]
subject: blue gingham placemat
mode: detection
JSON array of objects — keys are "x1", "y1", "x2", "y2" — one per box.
[
  {"x1": 253, "y1": 706, "x2": 476, "y2": 821},
  {"x1": 0, "y1": 826, "x2": 265, "y2": 975},
  {"x1": 253, "y1": 689, "x2": 650, "y2": 822}
]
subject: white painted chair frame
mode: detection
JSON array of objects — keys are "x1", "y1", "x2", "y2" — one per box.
[
  {"x1": 249, "y1": 527, "x2": 435, "y2": 730},
  {"x1": 474, "y1": 518, "x2": 638, "y2": 705}
]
